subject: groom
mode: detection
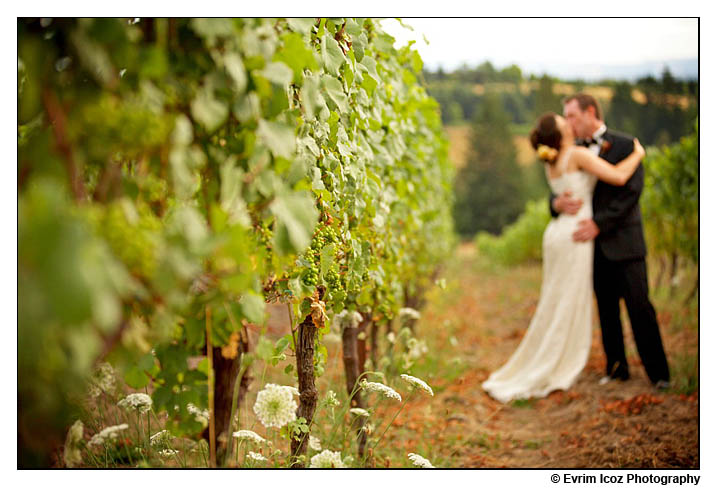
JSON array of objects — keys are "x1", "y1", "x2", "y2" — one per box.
[{"x1": 550, "y1": 93, "x2": 670, "y2": 389}]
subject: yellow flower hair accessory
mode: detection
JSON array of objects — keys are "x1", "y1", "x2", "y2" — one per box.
[{"x1": 537, "y1": 144, "x2": 559, "y2": 162}]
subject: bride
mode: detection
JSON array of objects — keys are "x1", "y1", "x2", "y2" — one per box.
[{"x1": 481, "y1": 112, "x2": 645, "y2": 404}]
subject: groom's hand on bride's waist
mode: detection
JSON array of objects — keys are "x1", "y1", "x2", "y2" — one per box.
[
  {"x1": 553, "y1": 191, "x2": 582, "y2": 215},
  {"x1": 573, "y1": 219, "x2": 600, "y2": 242}
]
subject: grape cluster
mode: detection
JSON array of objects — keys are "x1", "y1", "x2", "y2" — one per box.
[
  {"x1": 256, "y1": 219, "x2": 274, "y2": 251},
  {"x1": 300, "y1": 223, "x2": 342, "y2": 288},
  {"x1": 325, "y1": 266, "x2": 341, "y2": 289},
  {"x1": 301, "y1": 260, "x2": 320, "y2": 287},
  {"x1": 311, "y1": 224, "x2": 339, "y2": 250}
]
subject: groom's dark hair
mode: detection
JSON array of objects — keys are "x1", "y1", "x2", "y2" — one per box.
[{"x1": 563, "y1": 93, "x2": 603, "y2": 121}]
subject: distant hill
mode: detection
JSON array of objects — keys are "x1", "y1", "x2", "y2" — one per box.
[{"x1": 523, "y1": 58, "x2": 698, "y2": 82}]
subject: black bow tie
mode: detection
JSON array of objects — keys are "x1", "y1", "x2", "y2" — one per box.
[{"x1": 577, "y1": 137, "x2": 598, "y2": 147}]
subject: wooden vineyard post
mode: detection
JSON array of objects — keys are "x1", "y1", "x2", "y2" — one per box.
[
  {"x1": 342, "y1": 315, "x2": 370, "y2": 460},
  {"x1": 205, "y1": 305, "x2": 217, "y2": 468},
  {"x1": 290, "y1": 288, "x2": 325, "y2": 468}
]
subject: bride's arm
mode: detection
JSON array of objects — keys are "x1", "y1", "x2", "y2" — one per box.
[{"x1": 572, "y1": 139, "x2": 645, "y2": 186}]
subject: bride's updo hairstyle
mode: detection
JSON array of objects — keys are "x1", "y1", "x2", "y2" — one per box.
[{"x1": 530, "y1": 112, "x2": 561, "y2": 164}]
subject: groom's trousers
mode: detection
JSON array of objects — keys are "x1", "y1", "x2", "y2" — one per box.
[{"x1": 593, "y1": 244, "x2": 670, "y2": 384}]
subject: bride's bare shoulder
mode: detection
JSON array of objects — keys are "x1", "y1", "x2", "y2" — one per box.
[
  {"x1": 567, "y1": 145, "x2": 590, "y2": 157},
  {"x1": 564, "y1": 146, "x2": 588, "y2": 170}
]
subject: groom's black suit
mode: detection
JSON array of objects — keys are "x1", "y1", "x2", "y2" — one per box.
[{"x1": 550, "y1": 128, "x2": 670, "y2": 384}]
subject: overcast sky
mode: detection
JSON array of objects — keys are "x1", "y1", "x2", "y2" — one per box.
[{"x1": 380, "y1": 18, "x2": 698, "y2": 79}]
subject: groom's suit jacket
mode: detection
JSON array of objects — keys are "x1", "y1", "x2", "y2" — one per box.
[{"x1": 550, "y1": 128, "x2": 647, "y2": 261}]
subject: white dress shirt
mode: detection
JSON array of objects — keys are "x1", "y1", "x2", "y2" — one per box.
[{"x1": 588, "y1": 124, "x2": 607, "y2": 156}]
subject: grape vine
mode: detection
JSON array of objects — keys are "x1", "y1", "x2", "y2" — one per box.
[{"x1": 18, "y1": 17, "x2": 454, "y2": 467}]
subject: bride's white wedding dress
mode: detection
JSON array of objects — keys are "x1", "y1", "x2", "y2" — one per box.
[{"x1": 482, "y1": 153, "x2": 598, "y2": 403}]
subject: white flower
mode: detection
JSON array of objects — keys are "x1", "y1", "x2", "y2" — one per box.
[
  {"x1": 88, "y1": 362, "x2": 116, "y2": 398},
  {"x1": 387, "y1": 332, "x2": 396, "y2": 343},
  {"x1": 117, "y1": 393, "x2": 153, "y2": 414},
  {"x1": 400, "y1": 374, "x2": 434, "y2": 396},
  {"x1": 324, "y1": 390, "x2": 340, "y2": 408},
  {"x1": 247, "y1": 451, "x2": 267, "y2": 462},
  {"x1": 349, "y1": 407, "x2": 370, "y2": 417},
  {"x1": 406, "y1": 338, "x2": 428, "y2": 360},
  {"x1": 88, "y1": 424, "x2": 129, "y2": 447},
  {"x1": 285, "y1": 386, "x2": 300, "y2": 397},
  {"x1": 408, "y1": 452, "x2": 434, "y2": 468},
  {"x1": 187, "y1": 403, "x2": 210, "y2": 427},
  {"x1": 253, "y1": 383, "x2": 298, "y2": 428},
  {"x1": 232, "y1": 430, "x2": 266, "y2": 444},
  {"x1": 362, "y1": 422, "x2": 374, "y2": 434},
  {"x1": 63, "y1": 420, "x2": 84, "y2": 468},
  {"x1": 308, "y1": 435, "x2": 322, "y2": 451},
  {"x1": 159, "y1": 449, "x2": 179, "y2": 458},
  {"x1": 309, "y1": 449, "x2": 346, "y2": 468},
  {"x1": 150, "y1": 429, "x2": 173, "y2": 446},
  {"x1": 399, "y1": 307, "x2": 421, "y2": 322},
  {"x1": 360, "y1": 380, "x2": 402, "y2": 402},
  {"x1": 334, "y1": 310, "x2": 364, "y2": 329}
]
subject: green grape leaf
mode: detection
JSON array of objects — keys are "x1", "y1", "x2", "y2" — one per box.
[
  {"x1": 190, "y1": 86, "x2": 229, "y2": 133},
  {"x1": 311, "y1": 167, "x2": 325, "y2": 191},
  {"x1": 300, "y1": 75, "x2": 325, "y2": 120},
  {"x1": 260, "y1": 61, "x2": 294, "y2": 87},
  {"x1": 125, "y1": 366, "x2": 150, "y2": 389},
  {"x1": 344, "y1": 18, "x2": 362, "y2": 37},
  {"x1": 190, "y1": 18, "x2": 234, "y2": 43},
  {"x1": 197, "y1": 357, "x2": 209, "y2": 376},
  {"x1": 321, "y1": 35, "x2": 345, "y2": 76},
  {"x1": 256, "y1": 336, "x2": 274, "y2": 362},
  {"x1": 352, "y1": 32, "x2": 367, "y2": 62},
  {"x1": 240, "y1": 291, "x2": 266, "y2": 324},
  {"x1": 320, "y1": 243, "x2": 336, "y2": 278},
  {"x1": 275, "y1": 32, "x2": 318, "y2": 84},
  {"x1": 322, "y1": 75, "x2": 348, "y2": 113},
  {"x1": 224, "y1": 52, "x2": 248, "y2": 93},
  {"x1": 286, "y1": 18, "x2": 316, "y2": 35},
  {"x1": 270, "y1": 192, "x2": 319, "y2": 255},
  {"x1": 257, "y1": 119, "x2": 296, "y2": 160}
]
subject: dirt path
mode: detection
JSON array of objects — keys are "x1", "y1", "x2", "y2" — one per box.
[{"x1": 410, "y1": 243, "x2": 698, "y2": 468}]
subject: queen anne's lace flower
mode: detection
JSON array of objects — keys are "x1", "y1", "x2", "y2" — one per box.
[
  {"x1": 187, "y1": 403, "x2": 210, "y2": 427},
  {"x1": 247, "y1": 451, "x2": 267, "y2": 462},
  {"x1": 400, "y1": 374, "x2": 434, "y2": 396},
  {"x1": 308, "y1": 435, "x2": 322, "y2": 451},
  {"x1": 63, "y1": 420, "x2": 84, "y2": 467},
  {"x1": 349, "y1": 407, "x2": 370, "y2": 417},
  {"x1": 406, "y1": 338, "x2": 429, "y2": 360},
  {"x1": 309, "y1": 449, "x2": 346, "y2": 468},
  {"x1": 159, "y1": 449, "x2": 179, "y2": 458},
  {"x1": 88, "y1": 362, "x2": 117, "y2": 398},
  {"x1": 399, "y1": 307, "x2": 421, "y2": 321},
  {"x1": 408, "y1": 452, "x2": 434, "y2": 468},
  {"x1": 360, "y1": 380, "x2": 402, "y2": 402},
  {"x1": 334, "y1": 310, "x2": 363, "y2": 329},
  {"x1": 324, "y1": 390, "x2": 340, "y2": 408},
  {"x1": 117, "y1": 393, "x2": 153, "y2": 414},
  {"x1": 150, "y1": 429, "x2": 173, "y2": 446},
  {"x1": 232, "y1": 430, "x2": 266, "y2": 444},
  {"x1": 88, "y1": 424, "x2": 129, "y2": 447},
  {"x1": 253, "y1": 383, "x2": 298, "y2": 428}
]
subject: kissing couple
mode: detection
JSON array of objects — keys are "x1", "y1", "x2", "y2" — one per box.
[{"x1": 482, "y1": 93, "x2": 670, "y2": 403}]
